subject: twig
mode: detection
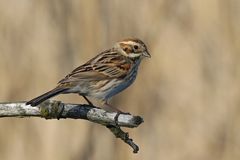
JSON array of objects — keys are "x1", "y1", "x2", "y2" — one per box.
[
  {"x1": 107, "y1": 125, "x2": 139, "y2": 153},
  {"x1": 0, "y1": 100, "x2": 143, "y2": 153}
]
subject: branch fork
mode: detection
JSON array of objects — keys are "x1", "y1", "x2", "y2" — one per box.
[{"x1": 0, "y1": 100, "x2": 143, "y2": 153}]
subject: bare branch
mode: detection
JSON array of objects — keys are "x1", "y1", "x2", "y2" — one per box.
[{"x1": 0, "y1": 100, "x2": 143, "y2": 153}]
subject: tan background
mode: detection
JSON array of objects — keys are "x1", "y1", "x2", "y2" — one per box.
[{"x1": 0, "y1": 0, "x2": 240, "y2": 160}]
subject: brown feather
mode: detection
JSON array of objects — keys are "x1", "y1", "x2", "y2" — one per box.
[{"x1": 58, "y1": 49, "x2": 132, "y2": 85}]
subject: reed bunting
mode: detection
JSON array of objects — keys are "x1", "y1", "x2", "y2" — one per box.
[{"x1": 26, "y1": 38, "x2": 151, "y2": 111}]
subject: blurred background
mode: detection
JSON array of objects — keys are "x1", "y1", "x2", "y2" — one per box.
[{"x1": 0, "y1": 0, "x2": 240, "y2": 160}]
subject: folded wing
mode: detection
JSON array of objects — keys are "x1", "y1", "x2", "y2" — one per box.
[{"x1": 58, "y1": 49, "x2": 132, "y2": 85}]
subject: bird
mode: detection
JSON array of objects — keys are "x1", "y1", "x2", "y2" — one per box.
[{"x1": 26, "y1": 38, "x2": 151, "y2": 112}]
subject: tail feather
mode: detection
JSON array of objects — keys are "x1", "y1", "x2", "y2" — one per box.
[{"x1": 26, "y1": 87, "x2": 68, "y2": 106}]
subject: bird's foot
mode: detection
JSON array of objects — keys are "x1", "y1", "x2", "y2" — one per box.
[
  {"x1": 81, "y1": 95, "x2": 94, "y2": 106},
  {"x1": 102, "y1": 103, "x2": 130, "y2": 127}
]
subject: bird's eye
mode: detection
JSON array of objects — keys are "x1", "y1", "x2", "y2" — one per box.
[{"x1": 133, "y1": 45, "x2": 139, "y2": 50}]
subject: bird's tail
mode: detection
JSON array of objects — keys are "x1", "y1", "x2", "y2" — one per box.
[{"x1": 26, "y1": 87, "x2": 68, "y2": 106}]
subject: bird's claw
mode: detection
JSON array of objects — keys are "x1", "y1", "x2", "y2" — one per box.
[
  {"x1": 113, "y1": 111, "x2": 131, "y2": 127},
  {"x1": 114, "y1": 112, "x2": 121, "y2": 127}
]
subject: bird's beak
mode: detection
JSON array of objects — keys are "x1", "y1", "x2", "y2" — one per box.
[{"x1": 143, "y1": 50, "x2": 151, "y2": 58}]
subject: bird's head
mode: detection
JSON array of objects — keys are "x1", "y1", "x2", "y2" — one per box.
[{"x1": 114, "y1": 38, "x2": 151, "y2": 60}]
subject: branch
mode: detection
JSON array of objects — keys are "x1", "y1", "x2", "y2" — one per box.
[{"x1": 0, "y1": 100, "x2": 143, "y2": 153}]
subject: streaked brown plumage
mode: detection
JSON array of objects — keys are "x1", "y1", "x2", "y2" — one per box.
[{"x1": 26, "y1": 38, "x2": 150, "y2": 108}]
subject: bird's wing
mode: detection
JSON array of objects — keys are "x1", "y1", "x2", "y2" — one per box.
[{"x1": 58, "y1": 49, "x2": 132, "y2": 85}]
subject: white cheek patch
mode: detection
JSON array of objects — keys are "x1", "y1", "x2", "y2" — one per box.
[{"x1": 128, "y1": 53, "x2": 141, "y2": 58}]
